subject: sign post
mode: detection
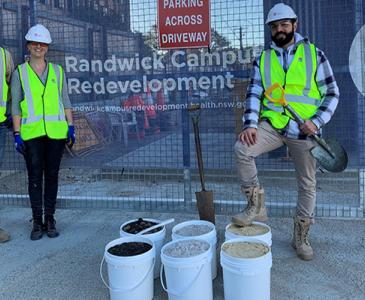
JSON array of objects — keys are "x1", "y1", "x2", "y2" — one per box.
[{"x1": 157, "y1": 0, "x2": 211, "y2": 49}]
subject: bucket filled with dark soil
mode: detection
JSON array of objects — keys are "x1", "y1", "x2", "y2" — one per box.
[
  {"x1": 108, "y1": 242, "x2": 152, "y2": 256},
  {"x1": 121, "y1": 218, "x2": 162, "y2": 234},
  {"x1": 120, "y1": 218, "x2": 166, "y2": 279},
  {"x1": 101, "y1": 236, "x2": 155, "y2": 300}
]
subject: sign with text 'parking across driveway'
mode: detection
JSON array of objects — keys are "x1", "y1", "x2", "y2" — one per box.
[{"x1": 158, "y1": 0, "x2": 211, "y2": 49}]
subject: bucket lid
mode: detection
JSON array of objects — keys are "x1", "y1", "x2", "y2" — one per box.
[
  {"x1": 162, "y1": 239, "x2": 210, "y2": 258},
  {"x1": 222, "y1": 241, "x2": 269, "y2": 259},
  {"x1": 227, "y1": 222, "x2": 269, "y2": 236}
]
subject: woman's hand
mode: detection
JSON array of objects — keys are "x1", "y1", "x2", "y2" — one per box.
[
  {"x1": 13, "y1": 132, "x2": 25, "y2": 155},
  {"x1": 66, "y1": 125, "x2": 75, "y2": 148}
]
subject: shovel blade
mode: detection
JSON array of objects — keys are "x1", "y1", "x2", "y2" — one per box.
[
  {"x1": 310, "y1": 138, "x2": 348, "y2": 172},
  {"x1": 195, "y1": 190, "x2": 215, "y2": 224}
]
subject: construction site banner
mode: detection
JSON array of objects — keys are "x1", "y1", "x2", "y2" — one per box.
[{"x1": 158, "y1": 0, "x2": 211, "y2": 49}]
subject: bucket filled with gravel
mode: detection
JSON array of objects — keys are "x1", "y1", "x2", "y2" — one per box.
[
  {"x1": 160, "y1": 239, "x2": 213, "y2": 300},
  {"x1": 172, "y1": 220, "x2": 217, "y2": 279}
]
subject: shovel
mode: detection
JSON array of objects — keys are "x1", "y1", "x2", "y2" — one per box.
[
  {"x1": 264, "y1": 83, "x2": 348, "y2": 173},
  {"x1": 188, "y1": 104, "x2": 216, "y2": 224}
]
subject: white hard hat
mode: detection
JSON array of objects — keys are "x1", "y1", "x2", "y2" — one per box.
[
  {"x1": 25, "y1": 24, "x2": 52, "y2": 44},
  {"x1": 265, "y1": 3, "x2": 297, "y2": 25}
]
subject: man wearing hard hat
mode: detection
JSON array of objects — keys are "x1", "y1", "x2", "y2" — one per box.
[
  {"x1": 11, "y1": 24, "x2": 75, "y2": 240},
  {"x1": 0, "y1": 43, "x2": 14, "y2": 243},
  {"x1": 232, "y1": 3, "x2": 339, "y2": 260}
]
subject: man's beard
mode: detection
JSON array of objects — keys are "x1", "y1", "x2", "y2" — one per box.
[{"x1": 272, "y1": 30, "x2": 295, "y2": 47}]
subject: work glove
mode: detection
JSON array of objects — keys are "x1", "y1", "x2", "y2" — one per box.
[
  {"x1": 66, "y1": 125, "x2": 75, "y2": 148},
  {"x1": 13, "y1": 132, "x2": 26, "y2": 155}
]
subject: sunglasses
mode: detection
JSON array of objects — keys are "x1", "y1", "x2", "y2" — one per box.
[
  {"x1": 29, "y1": 41, "x2": 49, "y2": 47},
  {"x1": 269, "y1": 21, "x2": 293, "y2": 31}
]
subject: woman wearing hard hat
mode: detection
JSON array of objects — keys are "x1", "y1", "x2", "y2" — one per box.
[
  {"x1": 0, "y1": 39, "x2": 15, "y2": 243},
  {"x1": 11, "y1": 24, "x2": 75, "y2": 240},
  {"x1": 232, "y1": 3, "x2": 339, "y2": 261}
]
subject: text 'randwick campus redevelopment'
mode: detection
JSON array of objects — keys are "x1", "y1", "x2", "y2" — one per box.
[{"x1": 65, "y1": 50, "x2": 246, "y2": 95}]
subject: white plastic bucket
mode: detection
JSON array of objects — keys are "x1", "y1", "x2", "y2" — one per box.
[
  {"x1": 160, "y1": 239, "x2": 213, "y2": 300},
  {"x1": 220, "y1": 238, "x2": 272, "y2": 300},
  {"x1": 100, "y1": 236, "x2": 155, "y2": 300},
  {"x1": 172, "y1": 220, "x2": 217, "y2": 280},
  {"x1": 225, "y1": 221, "x2": 272, "y2": 246},
  {"x1": 120, "y1": 218, "x2": 166, "y2": 278}
]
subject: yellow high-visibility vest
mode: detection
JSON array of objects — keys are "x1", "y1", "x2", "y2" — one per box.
[
  {"x1": 0, "y1": 48, "x2": 9, "y2": 123},
  {"x1": 18, "y1": 62, "x2": 67, "y2": 141},
  {"x1": 260, "y1": 43, "x2": 322, "y2": 129}
]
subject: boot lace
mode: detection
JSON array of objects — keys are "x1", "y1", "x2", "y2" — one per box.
[
  {"x1": 297, "y1": 221, "x2": 310, "y2": 246},
  {"x1": 302, "y1": 227, "x2": 310, "y2": 246}
]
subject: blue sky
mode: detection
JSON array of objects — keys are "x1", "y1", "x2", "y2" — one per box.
[{"x1": 130, "y1": 0, "x2": 264, "y2": 48}]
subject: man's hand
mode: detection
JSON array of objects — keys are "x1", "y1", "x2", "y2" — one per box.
[
  {"x1": 238, "y1": 128, "x2": 258, "y2": 146},
  {"x1": 300, "y1": 120, "x2": 318, "y2": 136}
]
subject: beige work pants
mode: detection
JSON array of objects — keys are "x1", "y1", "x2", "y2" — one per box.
[{"x1": 234, "y1": 121, "x2": 317, "y2": 219}]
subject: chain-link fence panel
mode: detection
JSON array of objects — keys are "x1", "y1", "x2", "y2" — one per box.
[{"x1": 0, "y1": 0, "x2": 363, "y2": 218}]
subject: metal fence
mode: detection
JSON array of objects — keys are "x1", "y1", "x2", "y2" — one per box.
[{"x1": 0, "y1": 0, "x2": 364, "y2": 218}]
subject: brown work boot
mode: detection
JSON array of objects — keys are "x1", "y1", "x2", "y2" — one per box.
[
  {"x1": 292, "y1": 216, "x2": 314, "y2": 261},
  {"x1": 0, "y1": 228, "x2": 10, "y2": 243},
  {"x1": 231, "y1": 186, "x2": 268, "y2": 226}
]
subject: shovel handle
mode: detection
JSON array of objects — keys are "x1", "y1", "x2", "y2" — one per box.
[
  {"x1": 264, "y1": 83, "x2": 288, "y2": 106},
  {"x1": 192, "y1": 120, "x2": 206, "y2": 191},
  {"x1": 265, "y1": 84, "x2": 336, "y2": 158},
  {"x1": 264, "y1": 84, "x2": 305, "y2": 124},
  {"x1": 283, "y1": 104, "x2": 305, "y2": 125},
  {"x1": 284, "y1": 104, "x2": 336, "y2": 159}
]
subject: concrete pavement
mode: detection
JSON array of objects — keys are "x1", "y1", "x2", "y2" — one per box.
[{"x1": 0, "y1": 207, "x2": 364, "y2": 299}]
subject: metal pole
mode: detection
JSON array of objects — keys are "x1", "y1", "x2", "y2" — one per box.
[
  {"x1": 181, "y1": 50, "x2": 192, "y2": 205},
  {"x1": 28, "y1": 0, "x2": 35, "y2": 26}
]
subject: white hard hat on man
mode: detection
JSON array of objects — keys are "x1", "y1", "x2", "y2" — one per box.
[
  {"x1": 266, "y1": 3, "x2": 297, "y2": 24},
  {"x1": 25, "y1": 24, "x2": 52, "y2": 44}
]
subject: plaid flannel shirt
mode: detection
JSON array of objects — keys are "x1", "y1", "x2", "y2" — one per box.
[{"x1": 243, "y1": 33, "x2": 339, "y2": 139}]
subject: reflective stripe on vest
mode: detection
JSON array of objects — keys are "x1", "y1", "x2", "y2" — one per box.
[
  {"x1": 18, "y1": 62, "x2": 67, "y2": 141},
  {"x1": 260, "y1": 43, "x2": 322, "y2": 129},
  {"x1": 0, "y1": 48, "x2": 9, "y2": 123}
]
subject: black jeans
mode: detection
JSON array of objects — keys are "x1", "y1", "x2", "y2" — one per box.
[{"x1": 24, "y1": 136, "x2": 65, "y2": 220}]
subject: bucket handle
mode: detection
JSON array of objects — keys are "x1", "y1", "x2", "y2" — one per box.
[
  {"x1": 100, "y1": 256, "x2": 155, "y2": 292},
  {"x1": 222, "y1": 263, "x2": 264, "y2": 276},
  {"x1": 160, "y1": 259, "x2": 206, "y2": 296}
]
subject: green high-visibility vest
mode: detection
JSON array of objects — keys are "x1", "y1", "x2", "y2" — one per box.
[
  {"x1": 259, "y1": 43, "x2": 322, "y2": 129},
  {"x1": 0, "y1": 48, "x2": 9, "y2": 123},
  {"x1": 18, "y1": 62, "x2": 68, "y2": 141}
]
